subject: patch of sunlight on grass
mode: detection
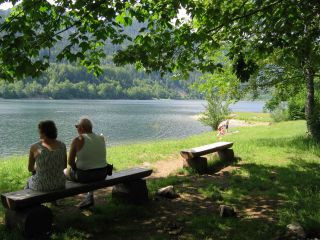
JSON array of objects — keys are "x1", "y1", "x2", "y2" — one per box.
[
  {"x1": 233, "y1": 111, "x2": 272, "y2": 122},
  {"x1": 1, "y1": 119, "x2": 320, "y2": 239}
]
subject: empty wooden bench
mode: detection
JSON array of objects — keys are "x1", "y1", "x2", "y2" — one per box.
[
  {"x1": 1, "y1": 167, "x2": 152, "y2": 237},
  {"x1": 180, "y1": 142, "x2": 235, "y2": 173}
]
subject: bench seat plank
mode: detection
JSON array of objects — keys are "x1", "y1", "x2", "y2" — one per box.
[
  {"x1": 180, "y1": 142, "x2": 233, "y2": 159},
  {"x1": 1, "y1": 167, "x2": 152, "y2": 210}
]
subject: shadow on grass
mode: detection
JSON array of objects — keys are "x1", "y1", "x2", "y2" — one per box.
[
  {"x1": 225, "y1": 160, "x2": 320, "y2": 238},
  {"x1": 254, "y1": 135, "x2": 320, "y2": 156},
  {"x1": 50, "y1": 159, "x2": 319, "y2": 239},
  {"x1": 0, "y1": 157, "x2": 319, "y2": 239}
]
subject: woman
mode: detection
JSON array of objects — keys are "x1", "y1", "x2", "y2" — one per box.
[{"x1": 27, "y1": 120, "x2": 67, "y2": 191}]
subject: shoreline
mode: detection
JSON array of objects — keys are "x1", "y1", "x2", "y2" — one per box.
[{"x1": 191, "y1": 114, "x2": 271, "y2": 127}]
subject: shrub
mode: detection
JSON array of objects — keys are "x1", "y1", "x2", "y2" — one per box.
[
  {"x1": 287, "y1": 91, "x2": 305, "y2": 120},
  {"x1": 270, "y1": 103, "x2": 289, "y2": 122},
  {"x1": 199, "y1": 94, "x2": 230, "y2": 130}
]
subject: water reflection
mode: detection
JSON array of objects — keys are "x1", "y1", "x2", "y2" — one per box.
[{"x1": 0, "y1": 99, "x2": 264, "y2": 157}]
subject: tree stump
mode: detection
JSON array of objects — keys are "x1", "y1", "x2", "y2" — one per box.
[
  {"x1": 218, "y1": 149, "x2": 235, "y2": 162},
  {"x1": 112, "y1": 179, "x2": 149, "y2": 204},
  {"x1": 183, "y1": 156, "x2": 208, "y2": 174},
  {"x1": 5, "y1": 205, "x2": 53, "y2": 237}
]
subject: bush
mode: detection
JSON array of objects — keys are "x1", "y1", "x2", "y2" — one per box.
[
  {"x1": 288, "y1": 100, "x2": 305, "y2": 120},
  {"x1": 270, "y1": 103, "x2": 289, "y2": 122},
  {"x1": 287, "y1": 92, "x2": 305, "y2": 120},
  {"x1": 199, "y1": 94, "x2": 230, "y2": 130}
]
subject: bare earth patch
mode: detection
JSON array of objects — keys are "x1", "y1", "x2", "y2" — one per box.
[{"x1": 53, "y1": 143, "x2": 280, "y2": 239}]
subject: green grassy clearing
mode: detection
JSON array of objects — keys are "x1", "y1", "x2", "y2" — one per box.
[
  {"x1": 0, "y1": 119, "x2": 319, "y2": 239},
  {"x1": 232, "y1": 111, "x2": 273, "y2": 122}
]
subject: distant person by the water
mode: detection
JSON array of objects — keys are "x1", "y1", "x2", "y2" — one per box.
[
  {"x1": 26, "y1": 120, "x2": 67, "y2": 191},
  {"x1": 64, "y1": 117, "x2": 108, "y2": 209},
  {"x1": 217, "y1": 119, "x2": 229, "y2": 139}
]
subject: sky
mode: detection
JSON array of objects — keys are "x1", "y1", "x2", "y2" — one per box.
[
  {"x1": 0, "y1": 2, "x2": 12, "y2": 10},
  {"x1": 0, "y1": 1, "x2": 189, "y2": 22}
]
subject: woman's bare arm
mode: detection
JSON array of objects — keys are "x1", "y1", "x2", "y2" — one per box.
[{"x1": 28, "y1": 145, "x2": 36, "y2": 173}]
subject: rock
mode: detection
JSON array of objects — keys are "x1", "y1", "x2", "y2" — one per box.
[
  {"x1": 157, "y1": 185, "x2": 179, "y2": 199},
  {"x1": 219, "y1": 205, "x2": 237, "y2": 217},
  {"x1": 286, "y1": 223, "x2": 306, "y2": 239}
]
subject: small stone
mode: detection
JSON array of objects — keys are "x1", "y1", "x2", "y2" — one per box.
[
  {"x1": 164, "y1": 221, "x2": 183, "y2": 235},
  {"x1": 286, "y1": 223, "x2": 306, "y2": 239},
  {"x1": 157, "y1": 185, "x2": 179, "y2": 199},
  {"x1": 219, "y1": 205, "x2": 237, "y2": 217}
]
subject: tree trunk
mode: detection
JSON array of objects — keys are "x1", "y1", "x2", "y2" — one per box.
[{"x1": 304, "y1": 64, "x2": 320, "y2": 141}]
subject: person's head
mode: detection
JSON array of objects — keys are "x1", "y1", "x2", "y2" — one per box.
[
  {"x1": 38, "y1": 120, "x2": 58, "y2": 140},
  {"x1": 75, "y1": 117, "x2": 93, "y2": 134}
]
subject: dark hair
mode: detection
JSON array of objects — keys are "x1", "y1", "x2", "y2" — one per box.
[{"x1": 38, "y1": 120, "x2": 58, "y2": 139}]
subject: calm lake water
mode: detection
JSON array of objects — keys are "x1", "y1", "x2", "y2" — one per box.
[{"x1": 0, "y1": 99, "x2": 264, "y2": 157}]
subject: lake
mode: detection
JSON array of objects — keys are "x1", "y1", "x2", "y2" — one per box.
[{"x1": 0, "y1": 99, "x2": 265, "y2": 157}]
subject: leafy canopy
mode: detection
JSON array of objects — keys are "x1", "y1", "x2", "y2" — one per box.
[{"x1": 0, "y1": 0, "x2": 319, "y2": 81}]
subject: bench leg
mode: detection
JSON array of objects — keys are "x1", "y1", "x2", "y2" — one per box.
[
  {"x1": 218, "y1": 149, "x2": 235, "y2": 162},
  {"x1": 183, "y1": 156, "x2": 208, "y2": 174},
  {"x1": 5, "y1": 205, "x2": 53, "y2": 237},
  {"x1": 112, "y1": 179, "x2": 149, "y2": 204}
]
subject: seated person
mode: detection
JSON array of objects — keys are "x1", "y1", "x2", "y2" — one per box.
[
  {"x1": 64, "y1": 117, "x2": 107, "y2": 209},
  {"x1": 217, "y1": 119, "x2": 229, "y2": 137},
  {"x1": 27, "y1": 120, "x2": 67, "y2": 191}
]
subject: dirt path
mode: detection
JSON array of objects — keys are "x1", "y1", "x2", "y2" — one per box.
[
  {"x1": 54, "y1": 134, "x2": 281, "y2": 239},
  {"x1": 145, "y1": 155, "x2": 182, "y2": 178}
]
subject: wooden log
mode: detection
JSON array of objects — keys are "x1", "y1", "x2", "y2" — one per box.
[
  {"x1": 180, "y1": 142, "x2": 233, "y2": 160},
  {"x1": 183, "y1": 156, "x2": 208, "y2": 174},
  {"x1": 5, "y1": 205, "x2": 53, "y2": 237},
  {"x1": 218, "y1": 149, "x2": 235, "y2": 162},
  {"x1": 112, "y1": 179, "x2": 149, "y2": 204}
]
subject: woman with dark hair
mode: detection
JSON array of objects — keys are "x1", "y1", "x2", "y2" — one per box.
[{"x1": 27, "y1": 120, "x2": 67, "y2": 191}]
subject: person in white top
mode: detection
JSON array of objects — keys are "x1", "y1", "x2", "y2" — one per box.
[{"x1": 64, "y1": 118, "x2": 107, "y2": 209}]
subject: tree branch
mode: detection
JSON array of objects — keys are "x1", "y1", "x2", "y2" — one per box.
[
  {"x1": 206, "y1": 0, "x2": 284, "y2": 35},
  {"x1": 0, "y1": 0, "x2": 43, "y2": 33}
]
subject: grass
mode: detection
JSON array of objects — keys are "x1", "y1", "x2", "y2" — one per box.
[
  {"x1": 0, "y1": 118, "x2": 320, "y2": 239},
  {"x1": 232, "y1": 111, "x2": 273, "y2": 122}
]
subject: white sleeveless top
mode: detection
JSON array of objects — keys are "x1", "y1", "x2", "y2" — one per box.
[{"x1": 76, "y1": 133, "x2": 107, "y2": 170}]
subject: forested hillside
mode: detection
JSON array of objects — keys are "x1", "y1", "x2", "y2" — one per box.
[{"x1": 0, "y1": 9, "x2": 200, "y2": 99}]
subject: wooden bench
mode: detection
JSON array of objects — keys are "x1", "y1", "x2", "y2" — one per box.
[
  {"x1": 180, "y1": 142, "x2": 235, "y2": 173},
  {"x1": 1, "y1": 167, "x2": 152, "y2": 237}
]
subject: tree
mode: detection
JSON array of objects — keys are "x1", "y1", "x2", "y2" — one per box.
[
  {"x1": 199, "y1": 93, "x2": 230, "y2": 130},
  {"x1": 0, "y1": 0, "x2": 320, "y2": 139}
]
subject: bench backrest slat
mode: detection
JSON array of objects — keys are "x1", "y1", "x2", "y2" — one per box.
[
  {"x1": 180, "y1": 142, "x2": 233, "y2": 159},
  {"x1": 1, "y1": 167, "x2": 152, "y2": 210}
]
